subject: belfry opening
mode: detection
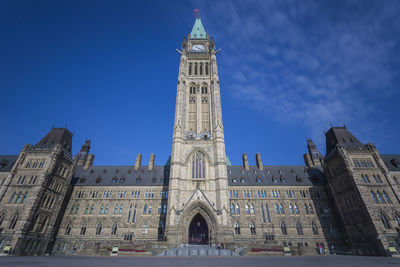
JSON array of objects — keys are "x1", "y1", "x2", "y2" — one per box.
[{"x1": 188, "y1": 214, "x2": 209, "y2": 245}]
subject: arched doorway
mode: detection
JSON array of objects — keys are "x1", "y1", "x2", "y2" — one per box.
[{"x1": 188, "y1": 214, "x2": 209, "y2": 244}]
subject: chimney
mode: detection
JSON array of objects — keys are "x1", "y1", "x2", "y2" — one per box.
[
  {"x1": 134, "y1": 153, "x2": 142, "y2": 171},
  {"x1": 242, "y1": 153, "x2": 249, "y2": 170},
  {"x1": 83, "y1": 154, "x2": 94, "y2": 171},
  {"x1": 256, "y1": 153, "x2": 263, "y2": 170},
  {"x1": 148, "y1": 153, "x2": 155, "y2": 171}
]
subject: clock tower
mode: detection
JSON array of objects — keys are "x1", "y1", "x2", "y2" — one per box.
[{"x1": 165, "y1": 14, "x2": 233, "y2": 246}]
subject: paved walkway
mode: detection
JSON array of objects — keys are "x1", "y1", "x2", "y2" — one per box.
[{"x1": 0, "y1": 255, "x2": 399, "y2": 267}]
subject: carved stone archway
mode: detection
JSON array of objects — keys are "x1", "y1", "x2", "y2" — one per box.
[{"x1": 179, "y1": 201, "x2": 217, "y2": 245}]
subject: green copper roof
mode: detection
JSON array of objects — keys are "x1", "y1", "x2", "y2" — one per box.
[
  {"x1": 226, "y1": 155, "x2": 232, "y2": 166},
  {"x1": 190, "y1": 18, "x2": 207, "y2": 39}
]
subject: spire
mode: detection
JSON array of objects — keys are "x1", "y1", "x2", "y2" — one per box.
[{"x1": 190, "y1": 12, "x2": 207, "y2": 39}]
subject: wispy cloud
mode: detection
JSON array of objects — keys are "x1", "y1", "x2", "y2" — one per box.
[{"x1": 190, "y1": 0, "x2": 400, "y2": 151}]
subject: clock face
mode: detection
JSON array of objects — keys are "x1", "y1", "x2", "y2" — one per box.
[{"x1": 192, "y1": 44, "x2": 205, "y2": 52}]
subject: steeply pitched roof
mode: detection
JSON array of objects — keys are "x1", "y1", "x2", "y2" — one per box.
[
  {"x1": 325, "y1": 127, "x2": 363, "y2": 155},
  {"x1": 36, "y1": 128, "x2": 73, "y2": 152},
  {"x1": 72, "y1": 165, "x2": 170, "y2": 187},
  {"x1": 0, "y1": 155, "x2": 18, "y2": 172},
  {"x1": 190, "y1": 18, "x2": 207, "y2": 39},
  {"x1": 227, "y1": 165, "x2": 325, "y2": 186},
  {"x1": 381, "y1": 154, "x2": 400, "y2": 172}
]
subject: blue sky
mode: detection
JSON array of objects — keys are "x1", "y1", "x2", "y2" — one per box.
[{"x1": 1, "y1": 0, "x2": 399, "y2": 166}]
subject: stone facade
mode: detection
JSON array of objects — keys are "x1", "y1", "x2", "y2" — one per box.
[{"x1": 0, "y1": 16, "x2": 399, "y2": 257}]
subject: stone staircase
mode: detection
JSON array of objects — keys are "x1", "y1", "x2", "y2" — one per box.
[{"x1": 157, "y1": 245, "x2": 240, "y2": 256}]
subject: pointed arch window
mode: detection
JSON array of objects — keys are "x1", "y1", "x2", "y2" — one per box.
[
  {"x1": 15, "y1": 192, "x2": 22, "y2": 203},
  {"x1": 380, "y1": 212, "x2": 392, "y2": 229},
  {"x1": 296, "y1": 221, "x2": 303, "y2": 235},
  {"x1": 189, "y1": 63, "x2": 192, "y2": 75},
  {"x1": 312, "y1": 221, "x2": 319, "y2": 235},
  {"x1": 304, "y1": 204, "x2": 309, "y2": 214},
  {"x1": 376, "y1": 191, "x2": 384, "y2": 203},
  {"x1": 249, "y1": 221, "x2": 256, "y2": 235},
  {"x1": 90, "y1": 204, "x2": 94, "y2": 214},
  {"x1": 250, "y1": 204, "x2": 255, "y2": 214},
  {"x1": 382, "y1": 191, "x2": 391, "y2": 204},
  {"x1": 111, "y1": 222, "x2": 118, "y2": 235},
  {"x1": 99, "y1": 204, "x2": 104, "y2": 214},
  {"x1": 143, "y1": 204, "x2": 147, "y2": 214},
  {"x1": 194, "y1": 63, "x2": 198, "y2": 75},
  {"x1": 132, "y1": 204, "x2": 137, "y2": 223},
  {"x1": 371, "y1": 191, "x2": 378, "y2": 204},
  {"x1": 127, "y1": 204, "x2": 132, "y2": 222},
  {"x1": 236, "y1": 204, "x2": 240, "y2": 214},
  {"x1": 205, "y1": 62, "x2": 209, "y2": 75},
  {"x1": 9, "y1": 213, "x2": 19, "y2": 229},
  {"x1": 96, "y1": 222, "x2": 102, "y2": 235},
  {"x1": 234, "y1": 222, "x2": 240, "y2": 235},
  {"x1": 114, "y1": 204, "x2": 119, "y2": 214},
  {"x1": 104, "y1": 204, "x2": 109, "y2": 214},
  {"x1": 163, "y1": 204, "x2": 167, "y2": 214},
  {"x1": 8, "y1": 192, "x2": 17, "y2": 204},
  {"x1": 0, "y1": 213, "x2": 4, "y2": 226},
  {"x1": 200, "y1": 62, "x2": 203, "y2": 75},
  {"x1": 275, "y1": 204, "x2": 279, "y2": 214},
  {"x1": 119, "y1": 204, "x2": 123, "y2": 214},
  {"x1": 309, "y1": 204, "x2": 314, "y2": 214},
  {"x1": 280, "y1": 221, "x2": 287, "y2": 235},
  {"x1": 294, "y1": 204, "x2": 299, "y2": 214},
  {"x1": 192, "y1": 151, "x2": 206, "y2": 179},
  {"x1": 231, "y1": 203, "x2": 235, "y2": 214},
  {"x1": 21, "y1": 192, "x2": 28, "y2": 204},
  {"x1": 261, "y1": 203, "x2": 266, "y2": 223},
  {"x1": 39, "y1": 217, "x2": 48, "y2": 233},
  {"x1": 65, "y1": 222, "x2": 72, "y2": 235},
  {"x1": 84, "y1": 204, "x2": 90, "y2": 214},
  {"x1": 142, "y1": 222, "x2": 148, "y2": 234},
  {"x1": 245, "y1": 204, "x2": 250, "y2": 214},
  {"x1": 289, "y1": 204, "x2": 294, "y2": 214},
  {"x1": 148, "y1": 204, "x2": 152, "y2": 214},
  {"x1": 80, "y1": 222, "x2": 87, "y2": 235},
  {"x1": 279, "y1": 204, "x2": 285, "y2": 214}
]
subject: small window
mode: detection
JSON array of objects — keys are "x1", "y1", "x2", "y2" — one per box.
[
  {"x1": 240, "y1": 177, "x2": 245, "y2": 183},
  {"x1": 120, "y1": 177, "x2": 126, "y2": 183},
  {"x1": 96, "y1": 176, "x2": 102, "y2": 183},
  {"x1": 136, "y1": 177, "x2": 141, "y2": 184},
  {"x1": 111, "y1": 177, "x2": 117, "y2": 183},
  {"x1": 256, "y1": 177, "x2": 262, "y2": 183},
  {"x1": 79, "y1": 178, "x2": 86, "y2": 183},
  {"x1": 232, "y1": 177, "x2": 237, "y2": 183},
  {"x1": 152, "y1": 177, "x2": 157, "y2": 183}
]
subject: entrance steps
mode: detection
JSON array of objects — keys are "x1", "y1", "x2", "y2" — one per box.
[{"x1": 157, "y1": 245, "x2": 239, "y2": 256}]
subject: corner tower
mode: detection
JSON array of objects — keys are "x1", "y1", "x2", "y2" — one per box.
[{"x1": 166, "y1": 14, "x2": 232, "y2": 246}]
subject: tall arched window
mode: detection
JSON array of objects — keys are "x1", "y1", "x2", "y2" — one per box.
[
  {"x1": 39, "y1": 217, "x2": 48, "y2": 233},
  {"x1": 127, "y1": 204, "x2": 132, "y2": 222},
  {"x1": 9, "y1": 213, "x2": 19, "y2": 229},
  {"x1": 90, "y1": 204, "x2": 94, "y2": 214},
  {"x1": 245, "y1": 204, "x2": 250, "y2": 214},
  {"x1": 279, "y1": 204, "x2": 285, "y2": 214},
  {"x1": 148, "y1": 204, "x2": 152, "y2": 214},
  {"x1": 289, "y1": 204, "x2": 294, "y2": 214},
  {"x1": 234, "y1": 222, "x2": 240, "y2": 235},
  {"x1": 312, "y1": 221, "x2": 319, "y2": 235},
  {"x1": 296, "y1": 221, "x2": 303, "y2": 235},
  {"x1": 236, "y1": 204, "x2": 240, "y2": 214},
  {"x1": 382, "y1": 191, "x2": 391, "y2": 204},
  {"x1": 380, "y1": 212, "x2": 392, "y2": 229},
  {"x1": 163, "y1": 204, "x2": 167, "y2": 214},
  {"x1": 200, "y1": 63, "x2": 203, "y2": 75},
  {"x1": 280, "y1": 221, "x2": 287, "y2": 235},
  {"x1": 132, "y1": 204, "x2": 137, "y2": 223},
  {"x1": 96, "y1": 222, "x2": 102, "y2": 235},
  {"x1": 21, "y1": 192, "x2": 28, "y2": 204},
  {"x1": 294, "y1": 204, "x2": 299, "y2": 214},
  {"x1": 143, "y1": 204, "x2": 147, "y2": 214},
  {"x1": 104, "y1": 204, "x2": 109, "y2": 214},
  {"x1": 371, "y1": 191, "x2": 378, "y2": 204},
  {"x1": 142, "y1": 222, "x2": 148, "y2": 234},
  {"x1": 84, "y1": 204, "x2": 90, "y2": 214},
  {"x1": 249, "y1": 222, "x2": 256, "y2": 235},
  {"x1": 65, "y1": 222, "x2": 71, "y2": 235},
  {"x1": 114, "y1": 204, "x2": 119, "y2": 214},
  {"x1": 111, "y1": 222, "x2": 118, "y2": 235},
  {"x1": 205, "y1": 62, "x2": 209, "y2": 75},
  {"x1": 377, "y1": 191, "x2": 384, "y2": 203},
  {"x1": 192, "y1": 151, "x2": 206, "y2": 179},
  {"x1": 15, "y1": 192, "x2": 22, "y2": 203},
  {"x1": 275, "y1": 204, "x2": 279, "y2": 214},
  {"x1": 194, "y1": 63, "x2": 198, "y2": 75},
  {"x1": 250, "y1": 204, "x2": 255, "y2": 214},
  {"x1": 119, "y1": 204, "x2": 123, "y2": 214},
  {"x1": 304, "y1": 204, "x2": 309, "y2": 214},
  {"x1": 80, "y1": 222, "x2": 87, "y2": 235},
  {"x1": 231, "y1": 204, "x2": 235, "y2": 214},
  {"x1": 189, "y1": 63, "x2": 192, "y2": 75}
]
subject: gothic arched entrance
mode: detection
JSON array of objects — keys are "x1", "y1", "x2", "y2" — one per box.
[{"x1": 188, "y1": 214, "x2": 209, "y2": 245}]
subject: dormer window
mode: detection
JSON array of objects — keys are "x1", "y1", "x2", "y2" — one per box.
[{"x1": 111, "y1": 177, "x2": 117, "y2": 183}]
